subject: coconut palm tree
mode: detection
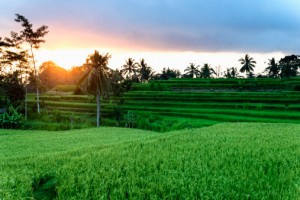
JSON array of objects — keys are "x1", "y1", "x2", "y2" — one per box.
[
  {"x1": 121, "y1": 58, "x2": 138, "y2": 80},
  {"x1": 239, "y1": 54, "x2": 256, "y2": 77},
  {"x1": 199, "y1": 64, "x2": 216, "y2": 78},
  {"x1": 184, "y1": 63, "x2": 200, "y2": 78},
  {"x1": 138, "y1": 58, "x2": 153, "y2": 82},
  {"x1": 78, "y1": 50, "x2": 111, "y2": 127},
  {"x1": 265, "y1": 58, "x2": 280, "y2": 78}
]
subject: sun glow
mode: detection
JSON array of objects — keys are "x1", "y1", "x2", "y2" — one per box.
[{"x1": 36, "y1": 48, "x2": 95, "y2": 70}]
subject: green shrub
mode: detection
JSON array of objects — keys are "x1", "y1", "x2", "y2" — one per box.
[{"x1": 0, "y1": 105, "x2": 23, "y2": 129}]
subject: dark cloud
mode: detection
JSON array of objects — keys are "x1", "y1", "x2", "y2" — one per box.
[{"x1": 1, "y1": 0, "x2": 300, "y2": 53}]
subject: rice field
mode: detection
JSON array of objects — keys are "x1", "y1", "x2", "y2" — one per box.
[
  {"x1": 25, "y1": 78, "x2": 300, "y2": 131},
  {"x1": 1, "y1": 123, "x2": 300, "y2": 199}
]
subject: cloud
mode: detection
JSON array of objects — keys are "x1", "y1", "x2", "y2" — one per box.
[{"x1": 1, "y1": 0, "x2": 300, "y2": 53}]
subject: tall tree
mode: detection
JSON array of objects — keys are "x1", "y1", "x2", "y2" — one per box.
[
  {"x1": 137, "y1": 58, "x2": 153, "y2": 82},
  {"x1": 15, "y1": 14, "x2": 49, "y2": 114},
  {"x1": 78, "y1": 50, "x2": 111, "y2": 127},
  {"x1": 184, "y1": 63, "x2": 200, "y2": 78},
  {"x1": 279, "y1": 55, "x2": 300, "y2": 78},
  {"x1": 1, "y1": 31, "x2": 30, "y2": 119},
  {"x1": 265, "y1": 58, "x2": 280, "y2": 78},
  {"x1": 199, "y1": 64, "x2": 216, "y2": 78},
  {"x1": 239, "y1": 54, "x2": 256, "y2": 77},
  {"x1": 121, "y1": 58, "x2": 138, "y2": 80}
]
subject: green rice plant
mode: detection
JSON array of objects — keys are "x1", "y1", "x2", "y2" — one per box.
[
  {"x1": 124, "y1": 110, "x2": 136, "y2": 128},
  {"x1": 0, "y1": 123, "x2": 299, "y2": 199}
]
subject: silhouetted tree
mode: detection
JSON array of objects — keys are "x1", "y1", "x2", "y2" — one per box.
[
  {"x1": 121, "y1": 58, "x2": 138, "y2": 80},
  {"x1": 15, "y1": 14, "x2": 49, "y2": 114},
  {"x1": 184, "y1": 63, "x2": 200, "y2": 78},
  {"x1": 265, "y1": 58, "x2": 280, "y2": 78},
  {"x1": 78, "y1": 50, "x2": 111, "y2": 127},
  {"x1": 0, "y1": 31, "x2": 30, "y2": 119},
  {"x1": 0, "y1": 71, "x2": 25, "y2": 107},
  {"x1": 109, "y1": 69, "x2": 124, "y2": 96},
  {"x1": 137, "y1": 59, "x2": 153, "y2": 82},
  {"x1": 224, "y1": 67, "x2": 239, "y2": 78},
  {"x1": 39, "y1": 61, "x2": 68, "y2": 90},
  {"x1": 279, "y1": 55, "x2": 300, "y2": 78},
  {"x1": 199, "y1": 64, "x2": 216, "y2": 78},
  {"x1": 239, "y1": 54, "x2": 256, "y2": 77},
  {"x1": 154, "y1": 67, "x2": 180, "y2": 80},
  {"x1": 68, "y1": 66, "x2": 87, "y2": 84}
]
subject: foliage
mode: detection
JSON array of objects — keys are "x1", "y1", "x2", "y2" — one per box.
[
  {"x1": 0, "y1": 123, "x2": 299, "y2": 199},
  {"x1": 265, "y1": 58, "x2": 280, "y2": 78},
  {"x1": 0, "y1": 71, "x2": 25, "y2": 106},
  {"x1": 199, "y1": 63, "x2": 216, "y2": 78},
  {"x1": 137, "y1": 59, "x2": 154, "y2": 82},
  {"x1": 184, "y1": 63, "x2": 200, "y2": 78},
  {"x1": 239, "y1": 54, "x2": 256, "y2": 76},
  {"x1": 279, "y1": 55, "x2": 300, "y2": 78},
  {"x1": 39, "y1": 61, "x2": 68, "y2": 90},
  {"x1": 124, "y1": 110, "x2": 136, "y2": 128},
  {"x1": 224, "y1": 67, "x2": 239, "y2": 78},
  {"x1": 154, "y1": 67, "x2": 181, "y2": 80},
  {"x1": 14, "y1": 14, "x2": 49, "y2": 114},
  {"x1": 113, "y1": 106, "x2": 122, "y2": 126},
  {"x1": 0, "y1": 105, "x2": 23, "y2": 129},
  {"x1": 78, "y1": 50, "x2": 111, "y2": 127},
  {"x1": 121, "y1": 58, "x2": 138, "y2": 80}
]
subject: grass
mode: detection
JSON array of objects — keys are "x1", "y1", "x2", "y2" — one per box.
[{"x1": 0, "y1": 123, "x2": 299, "y2": 199}]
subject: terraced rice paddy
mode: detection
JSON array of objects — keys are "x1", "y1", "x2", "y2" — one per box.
[{"x1": 27, "y1": 78, "x2": 300, "y2": 131}]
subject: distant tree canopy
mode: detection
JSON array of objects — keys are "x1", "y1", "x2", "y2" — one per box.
[
  {"x1": 279, "y1": 55, "x2": 300, "y2": 78},
  {"x1": 0, "y1": 71, "x2": 25, "y2": 107},
  {"x1": 184, "y1": 63, "x2": 200, "y2": 78},
  {"x1": 265, "y1": 58, "x2": 280, "y2": 78},
  {"x1": 199, "y1": 64, "x2": 216, "y2": 78},
  {"x1": 39, "y1": 61, "x2": 68, "y2": 90}
]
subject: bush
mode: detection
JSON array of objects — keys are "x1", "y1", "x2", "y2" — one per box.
[{"x1": 0, "y1": 105, "x2": 23, "y2": 129}]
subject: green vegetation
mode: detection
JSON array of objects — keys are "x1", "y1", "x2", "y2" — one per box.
[
  {"x1": 21, "y1": 78, "x2": 300, "y2": 131},
  {"x1": 0, "y1": 123, "x2": 299, "y2": 199},
  {"x1": 48, "y1": 85, "x2": 77, "y2": 94}
]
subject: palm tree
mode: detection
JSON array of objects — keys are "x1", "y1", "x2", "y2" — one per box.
[
  {"x1": 224, "y1": 67, "x2": 239, "y2": 78},
  {"x1": 239, "y1": 54, "x2": 256, "y2": 77},
  {"x1": 265, "y1": 58, "x2": 280, "y2": 78},
  {"x1": 78, "y1": 50, "x2": 111, "y2": 127},
  {"x1": 138, "y1": 58, "x2": 153, "y2": 82},
  {"x1": 199, "y1": 64, "x2": 216, "y2": 78},
  {"x1": 184, "y1": 63, "x2": 200, "y2": 78},
  {"x1": 121, "y1": 58, "x2": 138, "y2": 79}
]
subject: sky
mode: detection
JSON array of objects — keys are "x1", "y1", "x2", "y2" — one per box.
[{"x1": 1, "y1": 0, "x2": 300, "y2": 74}]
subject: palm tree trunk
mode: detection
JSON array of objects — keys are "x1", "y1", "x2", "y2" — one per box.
[
  {"x1": 96, "y1": 90, "x2": 101, "y2": 127},
  {"x1": 30, "y1": 45, "x2": 40, "y2": 114},
  {"x1": 25, "y1": 85, "x2": 28, "y2": 120}
]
